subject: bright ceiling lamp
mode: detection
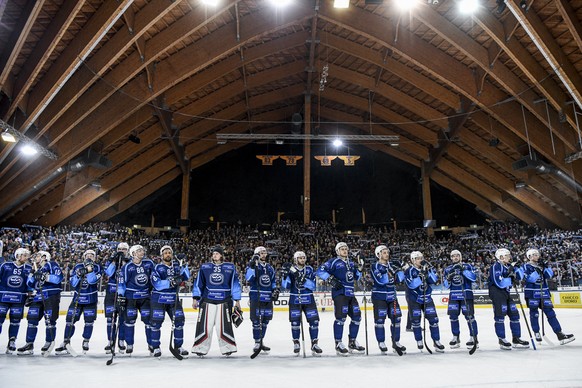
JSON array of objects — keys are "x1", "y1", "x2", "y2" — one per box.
[
  {"x1": 21, "y1": 143, "x2": 38, "y2": 156},
  {"x1": 333, "y1": 138, "x2": 343, "y2": 147},
  {"x1": 334, "y1": 0, "x2": 350, "y2": 8},
  {"x1": 458, "y1": 0, "x2": 479, "y2": 14},
  {"x1": 394, "y1": 0, "x2": 416, "y2": 12},
  {"x1": 1, "y1": 131, "x2": 16, "y2": 142},
  {"x1": 269, "y1": 0, "x2": 292, "y2": 7},
  {"x1": 201, "y1": 0, "x2": 219, "y2": 5}
]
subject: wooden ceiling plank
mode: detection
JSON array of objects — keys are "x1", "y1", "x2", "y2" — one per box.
[{"x1": 555, "y1": 0, "x2": 582, "y2": 56}]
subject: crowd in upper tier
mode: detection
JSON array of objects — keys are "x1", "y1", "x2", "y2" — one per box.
[{"x1": 1, "y1": 220, "x2": 581, "y2": 291}]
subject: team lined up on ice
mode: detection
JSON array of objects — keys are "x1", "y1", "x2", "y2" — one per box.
[{"x1": 0, "y1": 241, "x2": 575, "y2": 358}]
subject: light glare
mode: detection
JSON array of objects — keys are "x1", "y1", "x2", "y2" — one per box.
[
  {"x1": 334, "y1": 0, "x2": 350, "y2": 8},
  {"x1": 395, "y1": 0, "x2": 416, "y2": 11},
  {"x1": 459, "y1": 0, "x2": 479, "y2": 14},
  {"x1": 201, "y1": 0, "x2": 219, "y2": 5},
  {"x1": 21, "y1": 144, "x2": 38, "y2": 156},
  {"x1": 333, "y1": 139, "x2": 343, "y2": 147},
  {"x1": 269, "y1": 0, "x2": 292, "y2": 7}
]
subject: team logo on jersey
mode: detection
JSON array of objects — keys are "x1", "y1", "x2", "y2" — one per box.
[
  {"x1": 135, "y1": 273, "x2": 148, "y2": 286},
  {"x1": 7, "y1": 275, "x2": 23, "y2": 288},
  {"x1": 210, "y1": 273, "x2": 224, "y2": 285},
  {"x1": 259, "y1": 274, "x2": 271, "y2": 287},
  {"x1": 345, "y1": 271, "x2": 354, "y2": 283},
  {"x1": 81, "y1": 279, "x2": 89, "y2": 289}
]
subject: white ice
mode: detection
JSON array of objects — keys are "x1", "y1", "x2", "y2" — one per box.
[{"x1": 1, "y1": 307, "x2": 581, "y2": 388}]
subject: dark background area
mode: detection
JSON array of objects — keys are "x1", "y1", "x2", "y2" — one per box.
[{"x1": 112, "y1": 143, "x2": 485, "y2": 229}]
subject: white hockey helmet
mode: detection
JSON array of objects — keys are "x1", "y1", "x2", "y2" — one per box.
[
  {"x1": 526, "y1": 248, "x2": 540, "y2": 259},
  {"x1": 129, "y1": 245, "x2": 145, "y2": 257},
  {"x1": 495, "y1": 248, "x2": 511, "y2": 260},
  {"x1": 375, "y1": 245, "x2": 388, "y2": 259},
  {"x1": 410, "y1": 251, "x2": 423, "y2": 260},
  {"x1": 254, "y1": 246, "x2": 267, "y2": 255},
  {"x1": 160, "y1": 245, "x2": 173, "y2": 256},
  {"x1": 83, "y1": 249, "x2": 96, "y2": 260},
  {"x1": 117, "y1": 242, "x2": 129, "y2": 251},
  {"x1": 450, "y1": 249, "x2": 462, "y2": 259},
  {"x1": 293, "y1": 251, "x2": 306, "y2": 262},
  {"x1": 37, "y1": 250, "x2": 51, "y2": 262},
  {"x1": 14, "y1": 247, "x2": 31, "y2": 259},
  {"x1": 335, "y1": 242, "x2": 348, "y2": 254}
]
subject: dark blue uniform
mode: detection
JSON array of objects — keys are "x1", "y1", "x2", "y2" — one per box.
[
  {"x1": 281, "y1": 265, "x2": 319, "y2": 342},
  {"x1": 245, "y1": 261, "x2": 276, "y2": 342},
  {"x1": 443, "y1": 263, "x2": 478, "y2": 339},
  {"x1": 523, "y1": 262, "x2": 561, "y2": 335},
  {"x1": 0, "y1": 261, "x2": 33, "y2": 340},
  {"x1": 104, "y1": 257, "x2": 126, "y2": 344},
  {"x1": 404, "y1": 266, "x2": 440, "y2": 342},
  {"x1": 487, "y1": 261, "x2": 523, "y2": 340},
  {"x1": 371, "y1": 261, "x2": 404, "y2": 345}
]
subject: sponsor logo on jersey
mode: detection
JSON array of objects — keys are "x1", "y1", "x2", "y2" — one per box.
[
  {"x1": 135, "y1": 273, "x2": 149, "y2": 286},
  {"x1": 7, "y1": 275, "x2": 23, "y2": 288},
  {"x1": 259, "y1": 274, "x2": 271, "y2": 287},
  {"x1": 209, "y1": 273, "x2": 224, "y2": 285}
]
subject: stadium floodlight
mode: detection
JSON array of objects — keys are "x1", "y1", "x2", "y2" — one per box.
[
  {"x1": 0, "y1": 119, "x2": 58, "y2": 160},
  {"x1": 395, "y1": 0, "x2": 416, "y2": 11},
  {"x1": 334, "y1": 0, "x2": 350, "y2": 8},
  {"x1": 201, "y1": 0, "x2": 219, "y2": 5},
  {"x1": 333, "y1": 139, "x2": 343, "y2": 147},
  {"x1": 268, "y1": 0, "x2": 292, "y2": 7},
  {"x1": 21, "y1": 143, "x2": 38, "y2": 156},
  {"x1": 1, "y1": 131, "x2": 16, "y2": 142}
]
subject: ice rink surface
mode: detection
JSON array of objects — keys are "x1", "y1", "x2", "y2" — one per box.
[{"x1": 1, "y1": 307, "x2": 581, "y2": 388}]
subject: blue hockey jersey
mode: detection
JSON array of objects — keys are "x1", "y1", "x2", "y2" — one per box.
[
  {"x1": 152, "y1": 261, "x2": 190, "y2": 304},
  {"x1": 27, "y1": 261, "x2": 63, "y2": 302},
  {"x1": 316, "y1": 257, "x2": 362, "y2": 298},
  {"x1": 193, "y1": 262, "x2": 240, "y2": 303},
  {"x1": 0, "y1": 261, "x2": 33, "y2": 304},
  {"x1": 443, "y1": 263, "x2": 477, "y2": 300},
  {"x1": 370, "y1": 261, "x2": 404, "y2": 302},
  {"x1": 404, "y1": 266, "x2": 438, "y2": 304},
  {"x1": 522, "y1": 262, "x2": 552, "y2": 299},
  {"x1": 245, "y1": 261, "x2": 276, "y2": 302},
  {"x1": 281, "y1": 265, "x2": 316, "y2": 305},
  {"x1": 117, "y1": 259, "x2": 155, "y2": 299},
  {"x1": 70, "y1": 263, "x2": 102, "y2": 304},
  {"x1": 488, "y1": 261, "x2": 523, "y2": 292}
]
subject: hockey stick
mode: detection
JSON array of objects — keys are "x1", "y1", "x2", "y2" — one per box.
[
  {"x1": 169, "y1": 259, "x2": 184, "y2": 360},
  {"x1": 512, "y1": 283, "x2": 536, "y2": 350},
  {"x1": 421, "y1": 271, "x2": 433, "y2": 354},
  {"x1": 299, "y1": 311, "x2": 307, "y2": 358},
  {"x1": 361, "y1": 264, "x2": 369, "y2": 356},
  {"x1": 63, "y1": 272, "x2": 85, "y2": 358},
  {"x1": 538, "y1": 265, "x2": 555, "y2": 346},
  {"x1": 461, "y1": 287, "x2": 478, "y2": 355},
  {"x1": 33, "y1": 257, "x2": 56, "y2": 357},
  {"x1": 392, "y1": 299, "x2": 403, "y2": 356},
  {"x1": 106, "y1": 253, "x2": 125, "y2": 366},
  {"x1": 250, "y1": 258, "x2": 263, "y2": 359}
]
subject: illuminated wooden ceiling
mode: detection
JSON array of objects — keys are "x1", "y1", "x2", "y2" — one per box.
[{"x1": 0, "y1": 0, "x2": 581, "y2": 228}]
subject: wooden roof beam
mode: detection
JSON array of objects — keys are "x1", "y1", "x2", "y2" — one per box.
[
  {"x1": 555, "y1": 0, "x2": 582, "y2": 57},
  {"x1": 154, "y1": 95, "x2": 187, "y2": 174}
]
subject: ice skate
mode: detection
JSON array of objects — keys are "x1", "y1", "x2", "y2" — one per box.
[
  {"x1": 348, "y1": 339, "x2": 365, "y2": 354},
  {"x1": 311, "y1": 340, "x2": 322, "y2": 356},
  {"x1": 433, "y1": 340, "x2": 445, "y2": 353},
  {"x1": 449, "y1": 335, "x2": 460, "y2": 349},
  {"x1": 17, "y1": 342, "x2": 34, "y2": 356},
  {"x1": 335, "y1": 341, "x2": 348, "y2": 356},
  {"x1": 293, "y1": 339, "x2": 300, "y2": 356},
  {"x1": 499, "y1": 338, "x2": 512, "y2": 350},
  {"x1": 557, "y1": 332, "x2": 575, "y2": 345},
  {"x1": 512, "y1": 336, "x2": 529, "y2": 349}
]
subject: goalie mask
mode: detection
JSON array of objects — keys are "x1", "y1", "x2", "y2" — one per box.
[{"x1": 231, "y1": 306, "x2": 244, "y2": 328}]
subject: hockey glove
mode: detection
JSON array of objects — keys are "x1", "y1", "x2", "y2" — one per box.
[
  {"x1": 327, "y1": 276, "x2": 342, "y2": 290},
  {"x1": 271, "y1": 288, "x2": 280, "y2": 302},
  {"x1": 249, "y1": 257, "x2": 259, "y2": 269},
  {"x1": 33, "y1": 271, "x2": 47, "y2": 284},
  {"x1": 116, "y1": 295, "x2": 127, "y2": 311},
  {"x1": 24, "y1": 293, "x2": 35, "y2": 307},
  {"x1": 232, "y1": 305, "x2": 244, "y2": 328},
  {"x1": 169, "y1": 276, "x2": 180, "y2": 288},
  {"x1": 76, "y1": 267, "x2": 88, "y2": 277}
]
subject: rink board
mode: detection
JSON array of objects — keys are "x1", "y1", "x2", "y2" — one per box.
[{"x1": 54, "y1": 289, "x2": 582, "y2": 314}]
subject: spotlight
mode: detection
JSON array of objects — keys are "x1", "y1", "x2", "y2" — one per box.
[
  {"x1": 21, "y1": 144, "x2": 38, "y2": 156},
  {"x1": 458, "y1": 0, "x2": 479, "y2": 14},
  {"x1": 333, "y1": 139, "x2": 343, "y2": 147},
  {"x1": 1, "y1": 131, "x2": 16, "y2": 143},
  {"x1": 275, "y1": 139, "x2": 284, "y2": 145},
  {"x1": 129, "y1": 134, "x2": 141, "y2": 144},
  {"x1": 515, "y1": 181, "x2": 526, "y2": 189},
  {"x1": 334, "y1": 0, "x2": 350, "y2": 8},
  {"x1": 201, "y1": 0, "x2": 219, "y2": 5}
]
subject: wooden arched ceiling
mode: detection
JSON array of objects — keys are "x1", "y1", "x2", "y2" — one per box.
[{"x1": 0, "y1": 0, "x2": 581, "y2": 229}]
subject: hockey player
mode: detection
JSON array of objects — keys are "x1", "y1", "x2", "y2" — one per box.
[
  {"x1": 443, "y1": 249, "x2": 479, "y2": 350},
  {"x1": 0, "y1": 247, "x2": 33, "y2": 354},
  {"x1": 54, "y1": 250, "x2": 102, "y2": 355},
  {"x1": 17, "y1": 251, "x2": 63, "y2": 356},
  {"x1": 117, "y1": 244, "x2": 155, "y2": 355},
  {"x1": 370, "y1": 245, "x2": 406, "y2": 355},
  {"x1": 150, "y1": 245, "x2": 190, "y2": 358},
  {"x1": 281, "y1": 251, "x2": 322, "y2": 356},
  {"x1": 246, "y1": 246, "x2": 278, "y2": 354},
  {"x1": 316, "y1": 242, "x2": 365, "y2": 356},
  {"x1": 192, "y1": 245, "x2": 241, "y2": 356},
  {"x1": 404, "y1": 251, "x2": 445, "y2": 353},
  {"x1": 103, "y1": 243, "x2": 129, "y2": 354},
  {"x1": 488, "y1": 248, "x2": 529, "y2": 350},
  {"x1": 522, "y1": 248, "x2": 574, "y2": 345}
]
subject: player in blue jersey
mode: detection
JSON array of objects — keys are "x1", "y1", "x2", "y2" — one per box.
[
  {"x1": 488, "y1": 248, "x2": 529, "y2": 350},
  {"x1": 55, "y1": 250, "x2": 102, "y2": 355},
  {"x1": 117, "y1": 244, "x2": 155, "y2": 355},
  {"x1": 443, "y1": 249, "x2": 479, "y2": 350},
  {"x1": 246, "y1": 246, "x2": 278, "y2": 354},
  {"x1": 103, "y1": 242, "x2": 129, "y2": 354},
  {"x1": 404, "y1": 251, "x2": 445, "y2": 352},
  {"x1": 281, "y1": 250, "x2": 322, "y2": 356},
  {"x1": 150, "y1": 245, "x2": 190, "y2": 358},
  {"x1": 192, "y1": 245, "x2": 241, "y2": 356},
  {"x1": 316, "y1": 242, "x2": 365, "y2": 356},
  {"x1": 0, "y1": 248, "x2": 33, "y2": 354},
  {"x1": 17, "y1": 250, "x2": 63, "y2": 356},
  {"x1": 522, "y1": 248, "x2": 574, "y2": 345},
  {"x1": 370, "y1": 245, "x2": 406, "y2": 355}
]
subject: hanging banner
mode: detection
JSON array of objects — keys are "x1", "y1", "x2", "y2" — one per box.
[
  {"x1": 314, "y1": 155, "x2": 336, "y2": 166},
  {"x1": 256, "y1": 155, "x2": 279, "y2": 165},
  {"x1": 280, "y1": 155, "x2": 303, "y2": 166},
  {"x1": 338, "y1": 155, "x2": 360, "y2": 166}
]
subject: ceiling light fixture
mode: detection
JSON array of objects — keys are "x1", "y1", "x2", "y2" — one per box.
[{"x1": 0, "y1": 119, "x2": 58, "y2": 160}]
